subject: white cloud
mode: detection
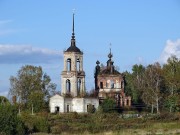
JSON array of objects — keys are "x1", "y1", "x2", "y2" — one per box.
[
  {"x1": 159, "y1": 39, "x2": 180, "y2": 63},
  {"x1": 0, "y1": 45, "x2": 63, "y2": 64}
]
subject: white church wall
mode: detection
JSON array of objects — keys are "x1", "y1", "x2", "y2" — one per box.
[
  {"x1": 49, "y1": 95, "x2": 64, "y2": 113},
  {"x1": 49, "y1": 96, "x2": 99, "y2": 113},
  {"x1": 84, "y1": 98, "x2": 99, "y2": 112},
  {"x1": 64, "y1": 98, "x2": 73, "y2": 112},
  {"x1": 72, "y1": 98, "x2": 85, "y2": 112}
]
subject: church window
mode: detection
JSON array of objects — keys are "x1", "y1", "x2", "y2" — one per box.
[
  {"x1": 67, "y1": 58, "x2": 71, "y2": 71},
  {"x1": 77, "y1": 78, "x2": 81, "y2": 95},
  {"x1": 121, "y1": 81, "x2": 124, "y2": 88},
  {"x1": 66, "y1": 79, "x2": 71, "y2": 93},
  {"x1": 126, "y1": 99, "x2": 129, "y2": 106},
  {"x1": 100, "y1": 82, "x2": 103, "y2": 89},
  {"x1": 76, "y1": 58, "x2": 80, "y2": 71},
  {"x1": 110, "y1": 80, "x2": 115, "y2": 88},
  {"x1": 106, "y1": 82, "x2": 108, "y2": 88}
]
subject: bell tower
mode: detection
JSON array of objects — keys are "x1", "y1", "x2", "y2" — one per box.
[{"x1": 61, "y1": 14, "x2": 85, "y2": 97}]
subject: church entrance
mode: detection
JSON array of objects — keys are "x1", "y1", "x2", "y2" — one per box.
[
  {"x1": 67, "y1": 105, "x2": 70, "y2": 113},
  {"x1": 55, "y1": 106, "x2": 60, "y2": 113}
]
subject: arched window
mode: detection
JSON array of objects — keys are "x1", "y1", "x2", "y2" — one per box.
[
  {"x1": 106, "y1": 82, "x2": 108, "y2": 88},
  {"x1": 110, "y1": 80, "x2": 115, "y2": 88},
  {"x1": 77, "y1": 79, "x2": 81, "y2": 95},
  {"x1": 76, "y1": 58, "x2": 80, "y2": 71},
  {"x1": 67, "y1": 58, "x2": 71, "y2": 71},
  {"x1": 67, "y1": 105, "x2": 70, "y2": 113},
  {"x1": 66, "y1": 79, "x2": 71, "y2": 93},
  {"x1": 100, "y1": 82, "x2": 103, "y2": 89},
  {"x1": 121, "y1": 81, "x2": 124, "y2": 88}
]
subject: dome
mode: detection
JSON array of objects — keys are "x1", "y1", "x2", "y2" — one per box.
[
  {"x1": 66, "y1": 46, "x2": 81, "y2": 53},
  {"x1": 100, "y1": 68, "x2": 120, "y2": 75}
]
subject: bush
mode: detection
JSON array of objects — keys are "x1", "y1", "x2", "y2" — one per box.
[
  {"x1": 51, "y1": 123, "x2": 69, "y2": 134},
  {"x1": 151, "y1": 112, "x2": 180, "y2": 121},
  {"x1": 20, "y1": 112, "x2": 50, "y2": 134},
  {"x1": 34, "y1": 116, "x2": 50, "y2": 133},
  {"x1": 100, "y1": 98, "x2": 116, "y2": 113},
  {"x1": 0, "y1": 104, "x2": 25, "y2": 135},
  {"x1": 87, "y1": 104, "x2": 95, "y2": 113}
]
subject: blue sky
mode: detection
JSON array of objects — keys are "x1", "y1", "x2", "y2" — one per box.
[{"x1": 0, "y1": 0, "x2": 180, "y2": 97}]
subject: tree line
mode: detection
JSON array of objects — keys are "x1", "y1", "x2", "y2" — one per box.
[
  {"x1": 6, "y1": 55, "x2": 180, "y2": 114},
  {"x1": 124, "y1": 55, "x2": 180, "y2": 113}
]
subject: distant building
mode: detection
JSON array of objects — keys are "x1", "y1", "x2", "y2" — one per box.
[
  {"x1": 49, "y1": 14, "x2": 99, "y2": 113},
  {"x1": 94, "y1": 49, "x2": 131, "y2": 107}
]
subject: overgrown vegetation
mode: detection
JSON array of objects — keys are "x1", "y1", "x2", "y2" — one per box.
[
  {"x1": 0, "y1": 104, "x2": 25, "y2": 135},
  {"x1": 1, "y1": 103, "x2": 179, "y2": 135}
]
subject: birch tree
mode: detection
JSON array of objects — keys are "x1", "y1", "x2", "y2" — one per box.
[
  {"x1": 9, "y1": 65, "x2": 56, "y2": 112},
  {"x1": 163, "y1": 55, "x2": 180, "y2": 112},
  {"x1": 142, "y1": 63, "x2": 164, "y2": 113}
]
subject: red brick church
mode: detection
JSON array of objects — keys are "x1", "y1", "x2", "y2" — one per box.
[{"x1": 94, "y1": 49, "x2": 131, "y2": 107}]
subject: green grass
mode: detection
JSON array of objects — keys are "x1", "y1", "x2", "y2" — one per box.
[{"x1": 30, "y1": 112, "x2": 180, "y2": 134}]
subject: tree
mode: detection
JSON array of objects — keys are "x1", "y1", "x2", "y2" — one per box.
[
  {"x1": 141, "y1": 62, "x2": 164, "y2": 113},
  {"x1": 0, "y1": 96, "x2": 10, "y2": 105},
  {"x1": 9, "y1": 65, "x2": 56, "y2": 112},
  {"x1": 27, "y1": 91, "x2": 45, "y2": 113},
  {"x1": 0, "y1": 104, "x2": 25, "y2": 135},
  {"x1": 132, "y1": 64, "x2": 145, "y2": 92},
  {"x1": 163, "y1": 55, "x2": 180, "y2": 112},
  {"x1": 124, "y1": 64, "x2": 145, "y2": 103}
]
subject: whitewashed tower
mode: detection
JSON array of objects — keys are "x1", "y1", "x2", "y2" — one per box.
[{"x1": 61, "y1": 14, "x2": 85, "y2": 97}]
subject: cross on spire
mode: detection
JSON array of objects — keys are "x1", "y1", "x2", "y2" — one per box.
[
  {"x1": 108, "y1": 43, "x2": 113, "y2": 59},
  {"x1": 71, "y1": 12, "x2": 76, "y2": 46}
]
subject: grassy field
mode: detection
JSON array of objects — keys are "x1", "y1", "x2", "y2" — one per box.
[
  {"x1": 33, "y1": 125, "x2": 180, "y2": 135},
  {"x1": 29, "y1": 112, "x2": 180, "y2": 135}
]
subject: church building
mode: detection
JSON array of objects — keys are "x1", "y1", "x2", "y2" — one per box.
[
  {"x1": 94, "y1": 49, "x2": 131, "y2": 107},
  {"x1": 49, "y1": 14, "x2": 99, "y2": 113}
]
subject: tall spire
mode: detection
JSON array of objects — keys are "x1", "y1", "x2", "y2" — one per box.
[
  {"x1": 72, "y1": 13, "x2": 75, "y2": 39},
  {"x1": 108, "y1": 43, "x2": 113, "y2": 59},
  {"x1": 71, "y1": 13, "x2": 76, "y2": 46},
  {"x1": 66, "y1": 13, "x2": 81, "y2": 52}
]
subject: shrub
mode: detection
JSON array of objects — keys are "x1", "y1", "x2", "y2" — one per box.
[
  {"x1": 87, "y1": 104, "x2": 95, "y2": 113},
  {"x1": 34, "y1": 116, "x2": 50, "y2": 133},
  {"x1": 100, "y1": 98, "x2": 116, "y2": 113},
  {"x1": 0, "y1": 104, "x2": 25, "y2": 135},
  {"x1": 151, "y1": 112, "x2": 180, "y2": 121},
  {"x1": 72, "y1": 111, "x2": 79, "y2": 119},
  {"x1": 51, "y1": 123, "x2": 69, "y2": 134},
  {"x1": 20, "y1": 112, "x2": 50, "y2": 134}
]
